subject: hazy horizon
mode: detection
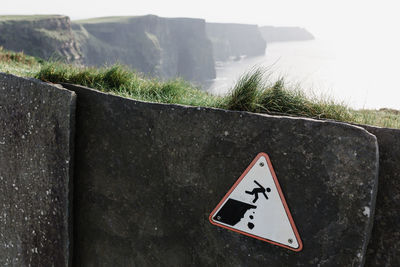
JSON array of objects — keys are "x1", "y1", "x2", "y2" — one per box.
[{"x1": 3, "y1": 0, "x2": 400, "y2": 48}]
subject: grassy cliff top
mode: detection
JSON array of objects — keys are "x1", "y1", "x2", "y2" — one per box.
[
  {"x1": 73, "y1": 15, "x2": 204, "y2": 25},
  {"x1": 0, "y1": 15, "x2": 66, "y2": 22},
  {"x1": 0, "y1": 46, "x2": 399, "y2": 129},
  {"x1": 73, "y1": 16, "x2": 143, "y2": 24}
]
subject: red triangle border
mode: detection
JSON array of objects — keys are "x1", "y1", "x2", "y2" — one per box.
[{"x1": 209, "y1": 152, "x2": 303, "y2": 252}]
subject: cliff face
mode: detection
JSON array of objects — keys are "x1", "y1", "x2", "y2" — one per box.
[
  {"x1": 0, "y1": 15, "x2": 81, "y2": 62},
  {"x1": 206, "y1": 23, "x2": 266, "y2": 61},
  {"x1": 73, "y1": 15, "x2": 216, "y2": 82},
  {"x1": 260, "y1": 26, "x2": 314, "y2": 42}
]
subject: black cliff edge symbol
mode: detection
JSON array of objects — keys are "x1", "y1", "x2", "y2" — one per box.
[{"x1": 214, "y1": 198, "x2": 256, "y2": 226}]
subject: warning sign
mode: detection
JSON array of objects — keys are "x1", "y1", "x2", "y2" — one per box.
[{"x1": 209, "y1": 152, "x2": 303, "y2": 252}]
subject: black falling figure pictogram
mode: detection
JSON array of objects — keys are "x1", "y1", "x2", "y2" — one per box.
[{"x1": 245, "y1": 180, "x2": 271, "y2": 203}]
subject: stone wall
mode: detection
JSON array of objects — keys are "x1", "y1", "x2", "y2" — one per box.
[
  {"x1": 0, "y1": 73, "x2": 75, "y2": 266},
  {"x1": 362, "y1": 126, "x2": 400, "y2": 267},
  {"x1": 3, "y1": 73, "x2": 400, "y2": 266},
  {"x1": 62, "y1": 83, "x2": 378, "y2": 266}
]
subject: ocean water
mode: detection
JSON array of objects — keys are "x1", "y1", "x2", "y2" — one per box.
[{"x1": 205, "y1": 39, "x2": 400, "y2": 110}]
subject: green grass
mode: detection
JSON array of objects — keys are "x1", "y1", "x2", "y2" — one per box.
[
  {"x1": 222, "y1": 68, "x2": 352, "y2": 122},
  {"x1": 0, "y1": 46, "x2": 42, "y2": 76},
  {"x1": 35, "y1": 63, "x2": 223, "y2": 107},
  {"x1": 0, "y1": 46, "x2": 399, "y2": 129},
  {"x1": 73, "y1": 16, "x2": 135, "y2": 24},
  {"x1": 0, "y1": 15, "x2": 64, "y2": 22},
  {"x1": 352, "y1": 109, "x2": 400, "y2": 129}
]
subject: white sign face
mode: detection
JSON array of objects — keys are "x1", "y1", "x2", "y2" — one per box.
[{"x1": 209, "y1": 152, "x2": 303, "y2": 252}]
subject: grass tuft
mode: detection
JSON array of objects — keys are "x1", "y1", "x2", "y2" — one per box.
[
  {"x1": 257, "y1": 79, "x2": 353, "y2": 121},
  {"x1": 224, "y1": 68, "x2": 264, "y2": 111},
  {"x1": 102, "y1": 65, "x2": 132, "y2": 89},
  {"x1": 0, "y1": 46, "x2": 39, "y2": 65},
  {"x1": 33, "y1": 62, "x2": 399, "y2": 128},
  {"x1": 224, "y1": 68, "x2": 354, "y2": 122},
  {"x1": 35, "y1": 62, "x2": 223, "y2": 107},
  {"x1": 0, "y1": 46, "x2": 42, "y2": 76},
  {"x1": 0, "y1": 49, "x2": 399, "y2": 129}
]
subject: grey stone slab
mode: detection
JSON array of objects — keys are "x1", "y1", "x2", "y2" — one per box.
[
  {"x1": 0, "y1": 73, "x2": 75, "y2": 266},
  {"x1": 63, "y1": 83, "x2": 379, "y2": 267},
  {"x1": 362, "y1": 125, "x2": 400, "y2": 267}
]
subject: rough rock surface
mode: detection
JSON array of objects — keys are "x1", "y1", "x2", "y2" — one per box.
[
  {"x1": 63, "y1": 83, "x2": 378, "y2": 267},
  {"x1": 0, "y1": 15, "x2": 81, "y2": 62},
  {"x1": 362, "y1": 126, "x2": 400, "y2": 266},
  {"x1": 0, "y1": 73, "x2": 75, "y2": 266}
]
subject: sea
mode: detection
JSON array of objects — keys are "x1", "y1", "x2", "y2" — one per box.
[{"x1": 205, "y1": 39, "x2": 400, "y2": 110}]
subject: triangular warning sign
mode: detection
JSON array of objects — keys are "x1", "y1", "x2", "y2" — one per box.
[{"x1": 209, "y1": 152, "x2": 303, "y2": 252}]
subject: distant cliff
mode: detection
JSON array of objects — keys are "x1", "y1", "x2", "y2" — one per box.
[
  {"x1": 0, "y1": 15, "x2": 215, "y2": 83},
  {"x1": 0, "y1": 15, "x2": 81, "y2": 62},
  {"x1": 73, "y1": 15, "x2": 216, "y2": 82},
  {"x1": 260, "y1": 26, "x2": 314, "y2": 42},
  {"x1": 206, "y1": 23, "x2": 266, "y2": 61}
]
